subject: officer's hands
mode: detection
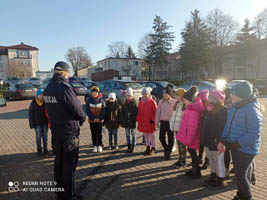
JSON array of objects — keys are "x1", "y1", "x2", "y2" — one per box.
[{"x1": 94, "y1": 118, "x2": 100, "y2": 123}]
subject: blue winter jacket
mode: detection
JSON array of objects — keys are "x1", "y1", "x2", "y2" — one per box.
[{"x1": 221, "y1": 97, "x2": 263, "y2": 155}]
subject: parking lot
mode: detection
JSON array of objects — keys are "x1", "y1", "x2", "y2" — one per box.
[{"x1": 1, "y1": 96, "x2": 267, "y2": 200}]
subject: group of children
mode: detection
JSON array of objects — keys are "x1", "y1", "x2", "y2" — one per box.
[{"x1": 29, "y1": 80, "x2": 263, "y2": 200}]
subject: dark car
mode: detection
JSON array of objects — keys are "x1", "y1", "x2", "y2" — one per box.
[
  {"x1": 4, "y1": 83, "x2": 37, "y2": 100},
  {"x1": 85, "y1": 80, "x2": 143, "y2": 103},
  {"x1": 70, "y1": 82, "x2": 87, "y2": 96},
  {"x1": 140, "y1": 81, "x2": 176, "y2": 102},
  {"x1": 40, "y1": 78, "x2": 52, "y2": 89},
  {"x1": 253, "y1": 79, "x2": 267, "y2": 94},
  {"x1": 26, "y1": 77, "x2": 42, "y2": 88},
  {"x1": 178, "y1": 81, "x2": 216, "y2": 91},
  {"x1": 79, "y1": 80, "x2": 97, "y2": 89},
  {"x1": 69, "y1": 77, "x2": 79, "y2": 83}
]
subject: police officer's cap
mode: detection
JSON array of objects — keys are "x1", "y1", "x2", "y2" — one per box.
[{"x1": 54, "y1": 61, "x2": 70, "y2": 72}]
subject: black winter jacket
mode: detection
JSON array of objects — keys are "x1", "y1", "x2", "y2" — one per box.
[
  {"x1": 43, "y1": 74, "x2": 86, "y2": 142},
  {"x1": 120, "y1": 99, "x2": 138, "y2": 129},
  {"x1": 104, "y1": 100, "x2": 121, "y2": 130},
  {"x1": 28, "y1": 99, "x2": 48, "y2": 129},
  {"x1": 201, "y1": 107, "x2": 228, "y2": 151}
]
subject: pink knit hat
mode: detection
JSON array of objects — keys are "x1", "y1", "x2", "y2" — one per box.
[
  {"x1": 198, "y1": 90, "x2": 209, "y2": 101},
  {"x1": 210, "y1": 90, "x2": 225, "y2": 102}
]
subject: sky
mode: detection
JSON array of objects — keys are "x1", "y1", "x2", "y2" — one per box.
[{"x1": 1, "y1": 0, "x2": 267, "y2": 71}]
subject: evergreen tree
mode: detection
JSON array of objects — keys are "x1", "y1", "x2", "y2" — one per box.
[
  {"x1": 180, "y1": 9, "x2": 211, "y2": 79},
  {"x1": 235, "y1": 19, "x2": 257, "y2": 79},
  {"x1": 146, "y1": 15, "x2": 175, "y2": 80},
  {"x1": 125, "y1": 46, "x2": 136, "y2": 58}
]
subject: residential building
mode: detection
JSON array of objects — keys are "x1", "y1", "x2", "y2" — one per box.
[
  {"x1": 96, "y1": 57, "x2": 145, "y2": 80},
  {"x1": 0, "y1": 42, "x2": 39, "y2": 79},
  {"x1": 36, "y1": 70, "x2": 54, "y2": 80}
]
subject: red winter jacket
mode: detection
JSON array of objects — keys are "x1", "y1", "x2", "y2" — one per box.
[
  {"x1": 137, "y1": 97, "x2": 157, "y2": 133},
  {"x1": 176, "y1": 98, "x2": 205, "y2": 150}
]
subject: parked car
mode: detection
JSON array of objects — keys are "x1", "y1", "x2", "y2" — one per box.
[
  {"x1": 253, "y1": 79, "x2": 267, "y2": 94},
  {"x1": 40, "y1": 78, "x2": 52, "y2": 89},
  {"x1": 140, "y1": 81, "x2": 176, "y2": 102},
  {"x1": 26, "y1": 77, "x2": 42, "y2": 88},
  {"x1": 5, "y1": 77, "x2": 23, "y2": 86},
  {"x1": 69, "y1": 77, "x2": 79, "y2": 83},
  {"x1": 80, "y1": 80, "x2": 97, "y2": 89},
  {"x1": 4, "y1": 83, "x2": 37, "y2": 100},
  {"x1": 226, "y1": 80, "x2": 246, "y2": 88},
  {"x1": 0, "y1": 97, "x2": 6, "y2": 107},
  {"x1": 70, "y1": 82, "x2": 87, "y2": 96},
  {"x1": 85, "y1": 80, "x2": 143, "y2": 103},
  {"x1": 178, "y1": 81, "x2": 216, "y2": 91}
]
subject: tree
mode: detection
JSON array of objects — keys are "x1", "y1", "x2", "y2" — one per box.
[
  {"x1": 125, "y1": 46, "x2": 136, "y2": 58},
  {"x1": 108, "y1": 41, "x2": 129, "y2": 58},
  {"x1": 235, "y1": 19, "x2": 257, "y2": 79},
  {"x1": 137, "y1": 33, "x2": 153, "y2": 58},
  {"x1": 65, "y1": 47, "x2": 92, "y2": 77},
  {"x1": 206, "y1": 8, "x2": 239, "y2": 77},
  {"x1": 147, "y1": 15, "x2": 175, "y2": 80},
  {"x1": 253, "y1": 8, "x2": 267, "y2": 39},
  {"x1": 180, "y1": 9, "x2": 211, "y2": 79}
]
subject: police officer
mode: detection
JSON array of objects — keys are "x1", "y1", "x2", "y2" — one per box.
[{"x1": 43, "y1": 61, "x2": 86, "y2": 200}]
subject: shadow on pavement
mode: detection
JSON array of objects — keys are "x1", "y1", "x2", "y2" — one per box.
[{"x1": 0, "y1": 109, "x2": 28, "y2": 120}]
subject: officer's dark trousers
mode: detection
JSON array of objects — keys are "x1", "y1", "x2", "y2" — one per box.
[
  {"x1": 90, "y1": 123, "x2": 103, "y2": 146},
  {"x1": 51, "y1": 130, "x2": 56, "y2": 154},
  {"x1": 54, "y1": 138, "x2": 79, "y2": 200},
  {"x1": 159, "y1": 121, "x2": 174, "y2": 153}
]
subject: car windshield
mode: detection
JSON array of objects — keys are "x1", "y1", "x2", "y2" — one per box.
[
  {"x1": 29, "y1": 78, "x2": 40, "y2": 80},
  {"x1": 159, "y1": 81, "x2": 175, "y2": 88},
  {"x1": 71, "y1": 83, "x2": 84, "y2": 87},
  {"x1": 124, "y1": 82, "x2": 143, "y2": 89},
  {"x1": 16, "y1": 84, "x2": 34, "y2": 89}
]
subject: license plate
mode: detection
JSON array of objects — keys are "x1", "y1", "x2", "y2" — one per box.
[{"x1": 25, "y1": 90, "x2": 32, "y2": 92}]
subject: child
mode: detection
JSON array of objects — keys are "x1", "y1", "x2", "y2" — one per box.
[
  {"x1": 137, "y1": 87, "x2": 157, "y2": 156},
  {"x1": 120, "y1": 88, "x2": 138, "y2": 152},
  {"x1": 105, "y1": 93, "x2": 121, "y2": 150},
  {"x1": 201, "y1": 90, "x2": 228, "y2": 189},
  {"x1": 218, "y1": 81, "x2": 263, "y2": 200},
  {"x1": 86, "y1": 86, "x2": 106, "y2": 153},
  {"x1": 169, "y1": 88, "x2": 187, "y2": 167},
  {"x1": 197, "y1": 90, "x2": 210, "y2": 169},
  {"x1": 156, "y1": 87, "x2": 176, "y2": 160},
  {"x1": 28, "y1": 89, "x2": 49, "y2": 156},
  {"x1": 177, "y1": 86, "x2": 205, "y2": 178}
]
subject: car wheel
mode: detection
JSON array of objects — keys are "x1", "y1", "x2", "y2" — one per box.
[{"x1": 12, "y1": 94, "x2": 16, "y2": 101}]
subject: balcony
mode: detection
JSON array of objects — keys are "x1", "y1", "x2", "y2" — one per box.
[{"x1": 14, "y1": 55, "x2": 32, "y2": 59}]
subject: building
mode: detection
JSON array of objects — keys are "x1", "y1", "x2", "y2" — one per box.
[
  {"x1": 96, "y1": 57, "x2": 145, "y2": 80},
  {"x1": 0, "y1": 42, "x2": 39, "y2": 79},
  {"x1": 36, "y1": 70, "x2": 54, "y2": 80}
]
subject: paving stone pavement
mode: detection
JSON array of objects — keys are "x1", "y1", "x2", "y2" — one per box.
[{"x1": 1, "y1": 97, "x2": 267, "y2": 200}]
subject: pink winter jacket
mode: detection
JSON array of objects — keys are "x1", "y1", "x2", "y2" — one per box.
[
  {"x1": 155, "y1": 98, "x2": 176, "y2": 126},
  {"x1": 176, "y1": 99, "x2": 205, "y2": 150}
]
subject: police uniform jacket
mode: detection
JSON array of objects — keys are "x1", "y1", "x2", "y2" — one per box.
[{"x1": 43, "y1": 73, "x2": 86, "y2": 142}]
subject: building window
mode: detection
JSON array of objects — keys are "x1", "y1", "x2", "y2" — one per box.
[
  {"x1": 17, "y1": 50, "x2": 29, "y2": 58},
  {"x1": 237, "y1": 68, "x2": 244, "y2": 73},
  {"x1": 25, "y1": 60, "x2": 31, "y2": 65},
  {"x1": 0, "y1": 63, "x2": 3, "y2": 72},
  {"x1": 134, "y1": 61, "x2": 138, "y2": 66},
  {"x1": 113, "y1": 61, "x2": 117, "y2": 67},
  {"x1": 18, "y1": 60, "x2": 24, "y2": 65}
]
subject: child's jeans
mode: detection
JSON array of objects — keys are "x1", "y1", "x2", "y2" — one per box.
[
  {"x1": 35, "y1": 124, "x2": 48, "y2": 152},
  {"x1": 108, "y1": 129, "x2": 118, "y2": 146},
  {"x1": 125, "y1": 128, "x2": 136, "y2": 146}
]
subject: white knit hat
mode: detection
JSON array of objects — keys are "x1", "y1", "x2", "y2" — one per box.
[
  {"x1": 108, "y1": 93, "x2": 116, "y2": 100},
  {"x1": 142, "y1": 87, "x2": 152, "y2": 95},
  {"x1": 126, "y1": 88, "x2": 134, "y2": 96}
]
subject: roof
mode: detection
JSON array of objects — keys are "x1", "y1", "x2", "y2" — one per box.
[
  {"x1": 97, "y1": 57, "x2": 144, "y2": 63},
  {"x1": 0, "y1": 42, "x2": 38, "y2": 51},
  {"x1": 165, "y1": 52, "x2": 180, "y2": 62}
]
